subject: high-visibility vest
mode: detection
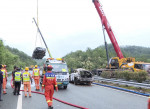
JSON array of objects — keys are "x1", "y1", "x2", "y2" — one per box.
[
  {"x1": 23, "y1": 72, "x2": 30, "y2": 82},
  {"x1": 33, "y1": 69, "x2": 39, "y2": 76},
  {"x1": 62, "y1": 69, "x2": 67, "y2": 72},
  {"x1": 15, "y1": 72, "x2": 21, "y2": 81},
  {"x1": 1, "y1": 69, "x2": 6, "y2": 78}
]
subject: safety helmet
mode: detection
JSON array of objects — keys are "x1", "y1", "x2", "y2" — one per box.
[
  {"x1": 35, "y1": 65, "x2": 38, "y2": 68},
  {"x1": 4, "y1": 65, "x2": 7, "y2": 68},
  {"x1": 47, "y1": 65, "x2": 53, "y2": 70},
  {"x1": 25, "y1": 67, "x2": 29, "y2": 71}
]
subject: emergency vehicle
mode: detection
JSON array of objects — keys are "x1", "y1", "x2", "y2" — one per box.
[{"x1": 42, "y1": 58, "x2": 69, "y2": 89}]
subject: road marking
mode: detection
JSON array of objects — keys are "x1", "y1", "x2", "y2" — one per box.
[{"x1": 17, "y1": 85, "x2": 23, "y2": 109}]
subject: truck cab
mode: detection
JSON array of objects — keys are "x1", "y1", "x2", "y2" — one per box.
[
  {"x1": 121, "y1": 62, "x2": 150, "y2": 72},
  {"x1": 42, "y1": 58, "x2": 69, "y2": 89}
]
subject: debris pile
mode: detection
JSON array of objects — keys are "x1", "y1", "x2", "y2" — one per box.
[{"x1": 32, "y1": 47, "x2": 46, "y2": 59}]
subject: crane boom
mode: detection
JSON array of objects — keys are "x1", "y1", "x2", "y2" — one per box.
[
  {"x1": 33, "y1": 18, "x2": 52, "y2": 58},
  {"x1": 92, "y1": 0, "x2": 124, "y2": 59}
]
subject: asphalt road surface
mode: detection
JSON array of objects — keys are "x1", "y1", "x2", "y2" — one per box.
[{"x1": 0, "y1": 74, "x2": 148, "y2": 109}]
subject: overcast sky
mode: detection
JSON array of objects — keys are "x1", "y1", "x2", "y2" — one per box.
[{"x1": 0, "y1": 0, "x2": 150, "y2": 58}]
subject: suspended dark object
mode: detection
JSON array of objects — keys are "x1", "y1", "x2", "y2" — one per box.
[{"x1": 32, "y1": 47, "x2": 46, "y2": 59}]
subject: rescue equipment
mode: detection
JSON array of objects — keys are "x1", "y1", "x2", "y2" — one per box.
[{"x1": 33, "y1": 18, "x2": 52, "y2": 58}]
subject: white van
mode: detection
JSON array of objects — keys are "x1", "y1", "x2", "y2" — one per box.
[{"x1": 43, "y1": 58, "x2": 69, "y2": 89}]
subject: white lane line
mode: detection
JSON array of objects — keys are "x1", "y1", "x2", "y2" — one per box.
[{"x1": 17, "y1": 85, "x2": 23, "y2": 109}]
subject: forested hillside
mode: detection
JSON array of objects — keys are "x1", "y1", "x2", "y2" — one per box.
[
  {"x1": 63, "y1": 44, "x2": 150, "y2": 71},
  {"x1": 0, "y1": 40, "x2": 36, "y2": 71}
]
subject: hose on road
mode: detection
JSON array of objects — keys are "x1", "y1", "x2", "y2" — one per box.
[{"x1": 11, "y1": 79, "x2": 88, "y2": 109}]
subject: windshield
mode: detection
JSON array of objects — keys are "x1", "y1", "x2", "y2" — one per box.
[
  {"x1": 80, "y1": 71, "x2": 92, "y2": 78},
  {"x1": 134, "y1": 64, "x2": 150, "y2": 70},
  {"x1": 47, "y1": 63, "x2": 68, "y2": 72},
  {"x1": 143, "y1": 64, "x2": 150, "y2": 70}
]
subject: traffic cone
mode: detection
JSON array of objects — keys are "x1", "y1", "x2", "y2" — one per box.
[{"x1": 148, "y1": 97, "x2": 150, "y2": 109}]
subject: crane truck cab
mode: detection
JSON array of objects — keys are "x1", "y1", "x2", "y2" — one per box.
[
  {"x1": 121, "y1": 62, "x2": 150, "y2": 72},
  {"x1": 109, "y1": 57, "x2": 135, "y2": 69},
  {"x1": 42, "y1": 58, "x2": 69, "y2": 89}
]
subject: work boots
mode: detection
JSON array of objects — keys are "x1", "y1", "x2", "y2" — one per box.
[
  {"x1": 29, "y1": 94, "x2": 32, "y2": 98},
  {"x1": 48, "y1": 106, "x2": 53, "y2": 109},
  {"x1": 25, "y1": 94, "x2": 27, "y2": 97}
]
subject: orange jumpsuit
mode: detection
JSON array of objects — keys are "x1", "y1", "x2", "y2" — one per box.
[
  {"x1": 42, "y1": 71, "x2": 58, "y2": 107},
  {"x1": 4, "y1": 68, "x2": 7, "y2": 84},
  {"x1": 32, "y1": 68, "x2": 40, "y2": 90},
  {"x1": 1, "y1": 68, "x2": 7, "y2": 94},
  {"x1": 22, "y1": 71, "x2": 32, "y2": 97}
]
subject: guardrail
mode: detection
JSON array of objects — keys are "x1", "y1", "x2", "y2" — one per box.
[
  {"x1": 93, "y1": 76, "x2": 150, "y2": 89},
  {"x1": 93, "y1": 82, "x2": 150, "y2": 97}
]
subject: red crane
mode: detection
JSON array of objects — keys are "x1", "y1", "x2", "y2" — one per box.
[{"x1": 92, "y1": 0, "x2": 124, "y2": 59}]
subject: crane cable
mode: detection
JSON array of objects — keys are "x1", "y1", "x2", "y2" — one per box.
[
  {"x1": 37, "y1": 0, "x2": 43, "y2": 47},
  {"x1": 34, "y1": 0, "x2": 39, "y2": 48},
  {"x1": 37, "y1": 0, "x2": 38, "y2": 26},
  {"x1": 35, "y1": 0, "x2": 44, "y2": 48},
  {"x1": 33, "y1": 0, "x2": 52, "y2": 58}
]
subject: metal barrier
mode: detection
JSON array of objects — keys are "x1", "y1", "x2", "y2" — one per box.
[
  {"x1": 92, "y1": 82, "x2": 150, "y2": 96},
  {"x1": 93, "y1": 76, "x2": 150, "y2": 89}
]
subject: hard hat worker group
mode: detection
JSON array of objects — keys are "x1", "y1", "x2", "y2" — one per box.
[
  {"x1": 0, "y1": 64, "x2": 58, "y2": 109},
  {"x1": 12, "y1": 66, "x2": 32, "y2": 97}
]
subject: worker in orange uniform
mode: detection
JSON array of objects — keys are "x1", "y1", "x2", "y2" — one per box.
[
  {"x1": 1, "y1": 65, "x2": 7, "y2": 94},
  {"x1": 42, "y1": 65, "x2": 58, "y2": 109},
  {"x1": 32, "y1": 65, "x2": 40, "y2": 91},
  {"x1": 22, "y1": 67, "x2": 32, "y2": 97},
  {"x1": 3, "y1": 65, "x2": 8, "y2": 89},
  {"x1": 0, "y1": 65, "x2": 3, "y2": 101}
]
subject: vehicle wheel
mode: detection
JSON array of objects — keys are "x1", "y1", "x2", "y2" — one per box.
[
  {"x1": 74, "y1": 79, "x2": 78, "y2": 85},
  {"x1": 64, "y1": 86, "x2": 67, "y2": 89},
  {"x1": 88, "y1": 82, "x2": 91, "y2": 86}
]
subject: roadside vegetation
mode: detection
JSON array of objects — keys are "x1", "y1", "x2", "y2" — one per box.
[
  {"x1": 63, "y1": 44, "x2": 150, "y2": 71},
  {"x1": 101, "y1": 70, "x2": 148, "y2": 83},
  {"x1": 0, "y1": 40, "x2": 36, "y2": 71}
]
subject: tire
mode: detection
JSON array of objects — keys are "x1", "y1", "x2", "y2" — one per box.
[
  {"x1": 64, "y1": 86, "x2": 67, "y2": 89},
  {"x1": 74, "y1": 79, "x2": 78, "y2": 85},
  {"x1": 88, "y1": 82, "x2": 91, "y2": 86}
]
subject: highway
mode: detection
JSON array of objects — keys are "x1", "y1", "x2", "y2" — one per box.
[{"x1": 0, "y1": 75, "x2": 148, "y2": 109}]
